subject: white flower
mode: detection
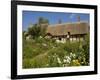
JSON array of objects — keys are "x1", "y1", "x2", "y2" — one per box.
[
  {"x1": 72, "y1": 54, "x2": 76, "y2": 58},
  {"x1": 63, "y1": 59, "x2": 67, "y2": 63},
  {"x1": 64, "y1": 56, "x2": 71, "y2": 63},
  {"x1": 42, "y1": 43, "x2": 47, "y2": 47},
  {"x1": 57, "y1": 57, "x2": 61, "y2": 64},
  {"x1": 39, "y1": 36, "x2": 42, "y2": 39},
  {"x1": 70, "y1": 52, "x2": 73, "y2": 56},
  {"x1": 67, "y1": 58, "x2": 71, "y2": 63},
  {"x1": 70, "y1": 53, "x2": 76, "y2": 58}
]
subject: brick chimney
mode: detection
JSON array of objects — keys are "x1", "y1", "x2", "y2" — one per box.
[
  {"x1": 77, "y1": 16, "x2": 80, "y2": 22},
  {"x1": 58, "y1": 18, "x2": 62, "y2": 24}
]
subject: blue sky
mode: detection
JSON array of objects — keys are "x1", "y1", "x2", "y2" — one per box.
[{"x1": 22, "y1": 11, "x2": 89, "y2": 31}]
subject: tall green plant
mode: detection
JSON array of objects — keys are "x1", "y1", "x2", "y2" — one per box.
[{"x1": 28, "y1": 24, "x2": 41, "y2": 39}]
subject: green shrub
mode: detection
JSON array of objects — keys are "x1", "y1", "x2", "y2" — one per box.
[
  {"x1": 23, "y1": 59, "x2": 32, "y2": 68},
  {"x1": 23, "y1": 34, "x2": 90, "y2": 68}
]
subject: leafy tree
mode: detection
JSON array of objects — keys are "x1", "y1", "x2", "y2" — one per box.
[
  {"x1": 23, "y1": 31, "x2": 29, "y2": 40},
  {"x1": 38, "y1": 17, "x2": 49, "y2": 24},
  {"x1": 27, "y1": 17, "x2": 49, "y2": 38},
  {"x1": 38, "y1": 17, "x2": 49, "y2": 36},
  {"x1": 28, "y1": 24, "x2": 41, "y2": 39}
]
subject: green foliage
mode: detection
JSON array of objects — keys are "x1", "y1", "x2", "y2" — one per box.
[
  {"x1": 23, "y1": 34, "x2": 90, "y2": 68},
  {"x1": 23, "y1": 17, "x2": 90, "y2": 68},
  {"x1": 27, "y1": 17, "x2": 49, "y2": 39},
  {"x1": 82, "y1": 34, "x2": 90, "y2": 65},
  {"x1": 38, "y1": 17, "x2": 49, "y2": 24},
  {"x1": 28, "y1": 24, "x2": 41, "y2": 39},
  {"x1": 23, "y1": 59, "x2": 33, "y2": 68}
]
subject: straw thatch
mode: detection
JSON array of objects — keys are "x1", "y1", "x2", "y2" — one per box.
[{"x1": 46, "y1": 22, "x2": 89, "y2": 36}]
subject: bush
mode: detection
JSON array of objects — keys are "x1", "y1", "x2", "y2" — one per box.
[
  {"x1": 23, "y1": 34, "x2": 90, "y2": 68},
  {"x1": 23, "y1": 39, "x2": 46, "y2": 59},
  {"x1": 23, "y1": 59, "x2": 32, "y2": 68}
]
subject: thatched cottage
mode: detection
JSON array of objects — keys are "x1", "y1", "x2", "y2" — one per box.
[{"x1": 45, "y1": 22, "x2": 89, "y2": 42}]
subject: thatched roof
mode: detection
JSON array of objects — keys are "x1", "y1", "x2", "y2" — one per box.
[{"x1": 46, "y1": 22, "x2": 89, "y2": 36}]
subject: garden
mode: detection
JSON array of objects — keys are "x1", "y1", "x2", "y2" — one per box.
[
  {"x1": 23, "y1": 35, "x2": 89, "y2": 68},
  {"x1": 22, "y1": 17, "x2": 90, "y2": 68}
]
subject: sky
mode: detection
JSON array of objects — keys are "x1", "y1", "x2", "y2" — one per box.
[{"x1": 22, "y1": 11, "x2": 90, "y2": 31}]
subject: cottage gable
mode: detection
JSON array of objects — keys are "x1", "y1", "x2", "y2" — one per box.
[
  {"x1": 45, "y1": 22, "x2": 89, "y2": 42},
  {"x1": 46, "y1": 22, "x2": 89, "y2": 36}
]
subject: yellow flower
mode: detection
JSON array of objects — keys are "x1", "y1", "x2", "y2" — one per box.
[{"x1": 72, "y1": 59, "x2": 80, "y2": 66}]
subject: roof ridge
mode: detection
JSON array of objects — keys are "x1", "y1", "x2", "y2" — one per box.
[{"x1": 48, "y1": 21, "x2": 88, "y2": 27}]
